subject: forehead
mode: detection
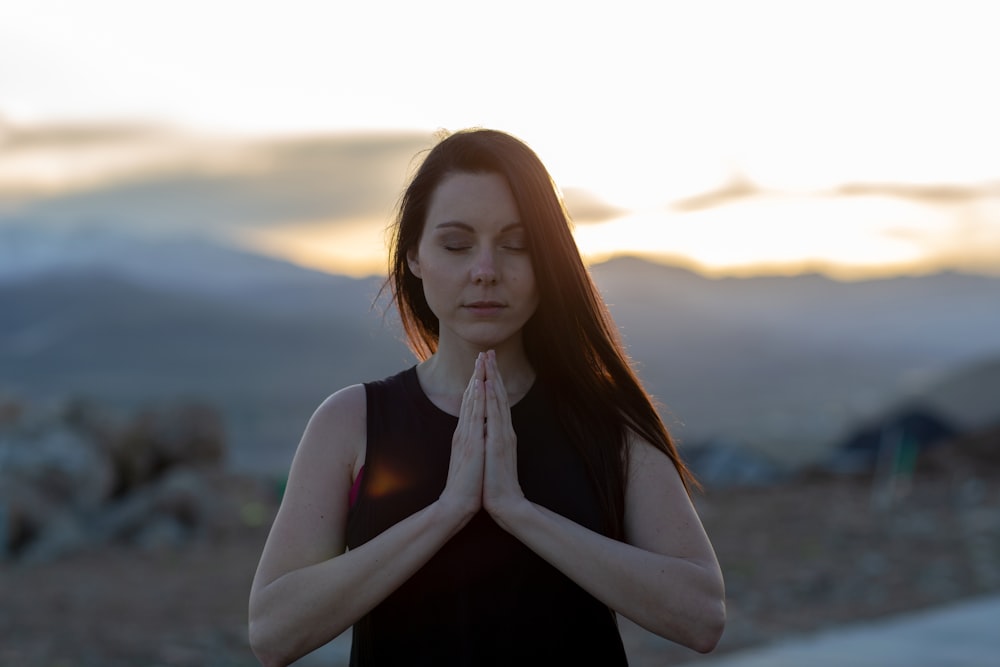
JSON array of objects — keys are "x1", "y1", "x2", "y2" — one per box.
[{"x1": 425, "y1": 172, "x2": 520, "y2": 228}]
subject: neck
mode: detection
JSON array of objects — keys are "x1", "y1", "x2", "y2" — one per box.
[{"x1": 418, "y1": 337, "x2": 535, "y2": 399}]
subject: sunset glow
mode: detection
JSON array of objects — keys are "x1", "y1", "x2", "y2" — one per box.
[
  {"x1": 236, "y1": 218, "x2": 392, "y2": 278},
  {"x1": 573, "y1": 195, "x2": 977, "y2": 279},
  {"x1": 229, "y1": 194, "x2": 993, "y2": 281},
  {"x1": 2, "y1": 1, "x2": 999, "y2": 279}
]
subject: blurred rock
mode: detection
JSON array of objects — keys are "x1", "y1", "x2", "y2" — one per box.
[
  {"x1": 18, "y1": 511, "x2": 93, "y2": 565},
  {"x1": 113, "y1": 403, "x2": 226, "y2": 494},
  {"x1": 0, "y1": 425, "x2": 116, "y2": 511},
  {"x1": 132, "y1": 514, "x2": 191, "y2": 552},
  {"x1": 0, "y1": 395, "x2": 25, "y2": 426},
  {"x1": 0, "y1": 477, "x2": 59, "y2": 560},
  {"x1": 681, "y1": 439, "x2": 788, "y2": 488},
  {"x1": 0, "y1": 396, "x2": 231, "y2": 563}
]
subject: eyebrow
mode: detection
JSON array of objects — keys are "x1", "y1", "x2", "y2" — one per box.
[{"x1": 433, "y1": 221, "x2": 524, "y2": 233}]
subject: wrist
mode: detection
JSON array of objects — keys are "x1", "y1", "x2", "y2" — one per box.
[
  {"x1": 434, "y1": 492, "x2": 480, "y2": 529},
  {"x1": 485, "y1": 494, "x2": 533, "y2": 533}
]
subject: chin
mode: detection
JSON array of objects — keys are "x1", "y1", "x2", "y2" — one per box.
[{"x1": 456, "y1": 327, "x2": 524, "y2": 352}]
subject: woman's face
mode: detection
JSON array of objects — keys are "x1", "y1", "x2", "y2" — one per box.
[{"x1": 407, "y1": 171, "x2": 539, "y2": 353}]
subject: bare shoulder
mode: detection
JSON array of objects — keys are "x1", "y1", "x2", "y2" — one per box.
[
  {"x1": 291, "y1": 383, "x2": 367, "y2": 477},
  {"x1": 306, "y1": 383, "x2": 367, "y2": 442},
  {"x1": 626, "y1": 432, "x2": 684, "y2": 486}
]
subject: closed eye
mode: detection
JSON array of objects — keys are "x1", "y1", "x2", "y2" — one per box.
[{"x1": 500, "y1": 231, "x2": 528, "y2": 252}]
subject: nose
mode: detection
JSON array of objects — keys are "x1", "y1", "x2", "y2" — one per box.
[{"x1": 471, "y1": 247, "x2": 498, "y2": 285}]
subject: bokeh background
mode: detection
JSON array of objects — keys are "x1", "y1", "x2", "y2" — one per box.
[{"x1": 2, "y1": 1, "x2": 998, "y2": 665}]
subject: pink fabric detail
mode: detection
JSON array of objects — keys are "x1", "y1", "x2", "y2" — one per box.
[{"x1": 349, "y1": 466, "x2": 364, "y2": 509}]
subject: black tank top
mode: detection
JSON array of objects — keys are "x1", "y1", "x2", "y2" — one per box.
[{"x1": 346, "y1": 366, "x2": 628, "y2": 666}]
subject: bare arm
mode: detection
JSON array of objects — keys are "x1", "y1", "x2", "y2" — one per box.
[
  {"x1": 481, "y1": 352, "x2": 725, "y2": 653},
  {"x1": 491, "y1": 438, "x2": 725, "y2": 652},
  {"x1": 248, "y1": 374, "x2": 485, "y2": 667}
]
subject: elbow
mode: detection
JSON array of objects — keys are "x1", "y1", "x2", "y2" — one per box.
[
  {"x1": 249, "y1": 606, "x2": 302, "y2": 667},
  {"x1": 249, "y1": 608, "x2": 347, "y2": 667},
  {"x1": 252, "y1": 651, "x2": 286, "y2": 667},
  {"x1": 249, "y1": 619, "x2": 287, "y2": 667},
  {"x1": 644, "y1": 593, "x2": 726, "y2": 654},
  {"x1": 689, "y1": 598, "x2": 726, "y2": 654}
]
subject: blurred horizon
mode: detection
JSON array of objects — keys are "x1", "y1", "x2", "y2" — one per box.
[
  {"x1": 2, "y1": 1, "x2": 999, "y2": 280},
  {"x1": 2, "y1": 120, "x2": 998, "y2": 282}
]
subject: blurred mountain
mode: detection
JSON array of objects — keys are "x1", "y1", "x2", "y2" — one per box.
[
  {"x1": 0, "y1": 231, "x2": 412, "y2": 472},
  {"x1": 0, "y1": 223, "x2": 376, "y2": 308},
  {"x1": 1, "y1": 233, "x2": 998, "y2": 472},
  {"x1": 591, "y1": 257, "x2": 1000, "y2": 463},
  {"x1": 898, "y1": 356, "x2": 1000, "y2": 431}
]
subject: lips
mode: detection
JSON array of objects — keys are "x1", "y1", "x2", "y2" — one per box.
[{"x1": 464, "y1": 300, "x2": 506, "y2": 315}]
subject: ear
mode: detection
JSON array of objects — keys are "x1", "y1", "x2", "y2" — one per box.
[{"x1": 406, "y1": 247, "x2": 422, "y2": 279}]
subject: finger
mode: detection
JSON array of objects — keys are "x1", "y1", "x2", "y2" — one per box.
[
  {"x1": 484, "y1": 378, "x2": 499, "y2": 441},
  {"x1": 478, "y1": 350, "x2": 488, "y2": 383},
  {"x1": 486, "y1": 351, "x2": 510, "y2": 412},
  {"x1": 485, "y1": 378, "x2": 513, "y2": 442},
  {"x1": 470, "y1": 353, "x2": 484, "y2": 393},
  {"x1": 472, "y1": 353, "x2": 488, "y2": 426},
  {"x1": 456, "y1": 354, "x2": 484, "y2": 439},
  {"x1": 458, "y1": 356, "x2": 477, "y2": 419},
  {"x1": 488, "y1": 350, "x2": 506, "y2": 395}
]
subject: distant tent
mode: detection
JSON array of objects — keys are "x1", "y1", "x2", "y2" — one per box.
[{"x1": 830, "y1": 406, "x2": 960, "y2": 474}]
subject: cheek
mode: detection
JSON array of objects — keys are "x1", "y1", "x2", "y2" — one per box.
[
  {"x1": 419, "y1": 262, "x2": 457, "y2": 289},
  {"x1": 521, "y1": 261, "x2": 538, "y2": 293},
  {"x1": 416, "y1": 263, "x2": 460, "y2": 311},
  {"x1": 528, "y1": 284, "x2": 541, "y2": 311},
  {"x1": 517, "y1": 266, "x2": 540, "y2": 308}
]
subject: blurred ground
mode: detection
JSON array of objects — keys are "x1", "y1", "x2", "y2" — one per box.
[{"x1": 1, "y1": 469, "x2": 998, "y2": 666}]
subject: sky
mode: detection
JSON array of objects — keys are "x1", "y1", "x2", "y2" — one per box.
[{"x1": 1, "y1": 0, "x2": 999, "y2": 278}]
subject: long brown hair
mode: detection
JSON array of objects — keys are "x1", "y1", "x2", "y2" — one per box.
[{"x1": 385, "y1": 128, "x2": 698, "y2": 539}]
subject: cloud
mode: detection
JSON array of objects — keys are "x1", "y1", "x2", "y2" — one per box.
[
  {"x1": 561, "y1": 188, "x2": 628, "y2": 224},
  {"x1": 0, "y1": 120, "x2": 253, "y2": 200},
  {"x1": 669, "y1": 173, "x2": 763, "y2": 212},
  {"x1": 1, "y1": 126, "x2": 435, "y2": 234},
  {"x1": 1, "y1": 122, "x2": 629, "y2": 235},
  {"x1": 833, "y1": 181, "x2": 1000, "y2": 203},
  {"x1": 665, "y1": 175, "x2": 1000, "y2": 214},
  {"x1": 0, "y1": 119, "x2": 165, "y2": 150}
]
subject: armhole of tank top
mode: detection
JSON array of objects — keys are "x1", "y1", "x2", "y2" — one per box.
[
  {"x1": 349, "y1": 466, "x2": 364, "y2": 509},
  {"x1": 350, "y1": 382, "x2": 376, "y2": 511}
]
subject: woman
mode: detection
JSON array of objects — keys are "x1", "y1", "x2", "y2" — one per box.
[{"x1": 249, "y1": 129, "x2": 725, "y2": 666}]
